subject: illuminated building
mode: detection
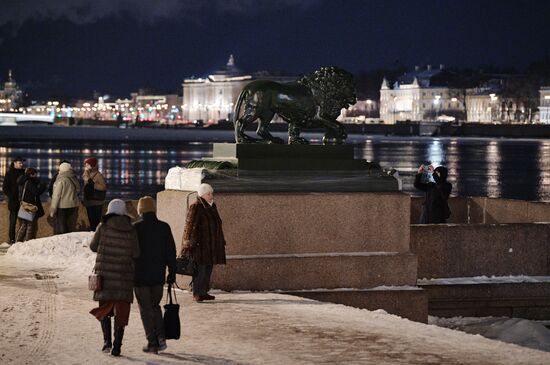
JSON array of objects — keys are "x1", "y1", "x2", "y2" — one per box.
[
  {"x1": 379, "y1": 65, "x2": 464, "y2": 123},
  {"x1": 182, "y1": 55, "x2": 295, "y2": 123},
  {"x1": 340, "y1": 99, "x2": 379, "y2": 123},
  {"x1": 0, "y1": 70, "x2": 23, "y2": 112},
  {"x1": 466, "y1": 78, "x2": 530, "y2": 124},
  {"x1": 539, "y1": 87, "x2": 550, "y2": 124},
  {"x1": 115, "y1": 91, "x2": 181, "y2": 122}
]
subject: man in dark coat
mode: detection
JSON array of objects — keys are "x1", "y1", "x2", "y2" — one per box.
[
  {"x1": 414, "y1": 165, "x2": 452, "y2": 224},
  {"x1": 181, "y1": 183, "x2": 226, "y2": 302},
  {"x1": 133, "y1": 196, "x2": 176, "y2": 353},
  {"x1": 2, "y1": 157, "x2": 25, "y2": 244}
]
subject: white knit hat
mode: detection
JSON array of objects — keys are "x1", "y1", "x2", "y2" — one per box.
[
  {"x1": 106, "y1": 199, "x2": 127, "y2": 216},
  {"x1": 59, "y1": 162, "x2": 72, "y2": 172},
  {"x1": 197, "y1": 183, "x2": 213, "y2": 197}
]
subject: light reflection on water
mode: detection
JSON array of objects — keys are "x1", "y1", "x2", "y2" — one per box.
[{"x1": 1, "y1": 135, "x2": 549, "y2": 202}]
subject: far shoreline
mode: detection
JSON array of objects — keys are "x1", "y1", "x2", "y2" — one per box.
[{"x1": 3, "y1": 122, "x2": 550, "y2": 143}]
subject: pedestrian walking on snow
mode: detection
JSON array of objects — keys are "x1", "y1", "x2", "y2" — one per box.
[
  {"x1": 89, "y1": 199, "x2": 140, "y2": 357},
  {"x1": 133, "y1": 196, "x2": 177, "y2": 353}
]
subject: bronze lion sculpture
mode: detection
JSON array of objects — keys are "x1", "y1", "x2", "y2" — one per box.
[{"x1": 233, "y1": 66, "x2": 356, "y2": 145}]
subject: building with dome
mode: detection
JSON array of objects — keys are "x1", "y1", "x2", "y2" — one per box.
[
  {"x1": 0, "y1": 70, "x2": 23, "y2": 112},
  {"x1": 182, "y1": 55, "x2": 295, "y2": 123}
]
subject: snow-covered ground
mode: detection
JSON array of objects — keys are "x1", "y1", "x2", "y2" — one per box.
[{"x1": 1, "y1": 233, "x2": 550, "y2": 364}]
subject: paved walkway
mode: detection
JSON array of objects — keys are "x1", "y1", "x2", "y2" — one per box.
[{"x1": 1, "y1": 256, "x2": 549, "y2": 365}]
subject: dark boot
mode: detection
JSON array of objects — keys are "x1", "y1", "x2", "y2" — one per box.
[
  {"x1": 100, "y1": 317, "x2": 112, "y2": 352},
  {"x1": 111, "y1": 327, "x2": 125, "y2": 357}
]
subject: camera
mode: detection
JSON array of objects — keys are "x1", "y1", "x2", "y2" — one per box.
[{"x1": 420, "y1": 164, "x2": 435, "y2": 183}]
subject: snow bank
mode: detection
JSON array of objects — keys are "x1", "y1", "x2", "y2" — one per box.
[
  {"x1": 430, "y1": 316, "x2": 550, "y2": 352},
  {"x1": 419, "y1": 275, "x2": 550, "y2": 285},
  {"x1": 6, "y1": 232, "x2": 96, "y2": 285}
]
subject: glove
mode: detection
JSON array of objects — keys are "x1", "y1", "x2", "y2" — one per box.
[{"x1": 166, "y1": 274, "x2": 175, "y2": 284}]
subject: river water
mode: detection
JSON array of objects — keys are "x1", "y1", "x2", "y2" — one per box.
[{"x1": 1, "y1": 131, "x2": 549, "y2": 201}]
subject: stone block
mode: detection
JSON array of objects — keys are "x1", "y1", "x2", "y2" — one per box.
[
  {"x1": 213, "y1": 143, "x2": 355, "y2": 160},
  {"x1": 525, "y1": 201, "x2": 550, "y2": 223},
  {"x1": 157, "y1": 190, "x2": 412, "y2": 255},
  {"x1": 211, "y1": 253, "x2": 418, "y2": 291},
  {"x1": 212, "y1": 143, "x2": 375, "y2": 171},
  {"x1": 283, "y1": 288, "x2": 428, "y2": 323},
  {"x1": 411, "y1": 223, "x2": 550, "y2": 278},
  {"x1": 420, "y1": 282, "x2": 550, "y2": 320},
  {"x1": 156, "y1": 190, "x2": 196, "y2": 249},
  {"x1": 468, "y1": 197, "x2": 531, "y2": 224},
  {"x1": 411, "y1": 197, "x2": 468, "y2": 224}
]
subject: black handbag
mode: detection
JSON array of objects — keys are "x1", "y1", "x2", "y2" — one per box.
[
  {"x1": 163, "y1": 284, "x2": 181, "y2": 340},
  {"x1": 176, "y1": 256, "x2": 197, "y2": 276}
]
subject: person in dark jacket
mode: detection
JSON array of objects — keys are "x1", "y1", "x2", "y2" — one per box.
[
  {"x1": 133, "y1": 196, "x2": 177, "y2": 353},
  {"x1": 16, "y1": 168, "x2": 46, "y2": 242},
  {"x1": 181, "y1": 183, "x2": 226, "y2": 302},
  {"x1": 89, "y1": 199, "x2": 140, "y2": 357},
  {"x1": 414, "y1": 165, "x2": 452, "y2": 224},
  {"x1": 2, "y1": 157, "x2": 25, "y2": 244}
]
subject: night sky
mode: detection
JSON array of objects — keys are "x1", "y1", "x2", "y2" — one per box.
[{"x1": 1, "y1": 0, "x2": 549, "y2": 100}]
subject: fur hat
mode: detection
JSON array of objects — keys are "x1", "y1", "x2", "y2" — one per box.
[
  {"x1": 106, "y1": 199, "x2": 127, "y2": 216},
  {"x1": 197, "y1": 183, "x2": 213, "y2": 197},
  {"x1": 84, "y1": 157, "x2": 97, "y2": 167},
  {"x1": 138, "y1": 196, "x2": 156, "y2": 214},
  {"x1": 59, "y1": 162, "x2": 72, "y2": 172}
]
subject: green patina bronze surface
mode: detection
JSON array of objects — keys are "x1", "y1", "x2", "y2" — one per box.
[{"x1": 233, "y1": 66, "x2": 356, "y2": 145}]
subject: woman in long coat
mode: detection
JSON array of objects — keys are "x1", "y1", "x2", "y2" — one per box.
[
  {"x1": 89, "y1": 199, "x2": 140, "y2": 357},
  {"x1": 16, "y1": 167, "x2": 46, "y2": 242},
  {"x1": 181, "y1": 183, "x2": 226, "y2": 302}
]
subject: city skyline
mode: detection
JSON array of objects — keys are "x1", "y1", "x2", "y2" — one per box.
[{"x1": 0, "y1": 0, "x2": 549, "y2": 100}]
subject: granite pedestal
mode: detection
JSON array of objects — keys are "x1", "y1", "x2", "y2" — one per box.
[{"x1": 157, "y1": 143, "x2": 426, "y2": 322}]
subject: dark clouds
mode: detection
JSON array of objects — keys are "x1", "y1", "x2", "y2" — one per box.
[
  {"x1": 0, "y1": 0, "x2": 549, "y2": 99},
  {"x1": 0, "y1": 0, "x2": 314, "y2": 32}
]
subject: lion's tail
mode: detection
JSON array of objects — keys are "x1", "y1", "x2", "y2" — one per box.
[{"x1": 233, "y1": 88, "x2": 249, "y2": 124}]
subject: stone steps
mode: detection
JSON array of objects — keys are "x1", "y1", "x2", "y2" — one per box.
[
  {"x1": 212, "y1": 252, "x2": 418, "y2": 291},
  {"x1": 283, "y1": 288, "x2": 428, "y2": 323},
  {"x1": 420, "y1": 281, "x2": 550, "y2": 320},
  {"x1": 159, "y1": 189, "x2": 427, "y2": 322}
]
